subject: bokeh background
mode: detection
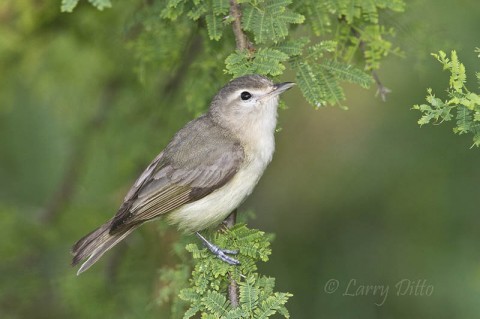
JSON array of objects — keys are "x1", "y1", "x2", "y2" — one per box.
[{"x1": 1, "y1": 1, "x2": 480, "y2": 318}]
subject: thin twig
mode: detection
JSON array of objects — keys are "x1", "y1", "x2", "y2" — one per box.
[
  {"x1": 349, "y1": 24, "x2": 391, "y2": 101},
  {"x1": 371, "y1": 70, "x2": 391, "y2": 102}
]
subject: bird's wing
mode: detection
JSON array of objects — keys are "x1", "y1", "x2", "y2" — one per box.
[
  {"x1": 122, "y1": 151, "x2": 165, "y2": 203},
  {"x1": 109, "y1": 116, "x2": 244, "y2": 233}
]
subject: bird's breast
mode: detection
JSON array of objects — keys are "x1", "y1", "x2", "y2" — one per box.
[{"x1": 167, "y1": 134, "x2": 275, "y2": 233}]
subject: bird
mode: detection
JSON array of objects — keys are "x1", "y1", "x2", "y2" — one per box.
[{"x1": 71, "y1": 74, "x2": 295, "y2": 275}]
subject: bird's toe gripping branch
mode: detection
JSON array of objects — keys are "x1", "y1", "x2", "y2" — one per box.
[{"x1": 195, "y1": 232, "x2": 240, "y2": 265}]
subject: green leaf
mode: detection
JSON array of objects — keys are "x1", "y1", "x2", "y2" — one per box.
[
  {"x1": 225, "y1": 48, "x2": 289, "y2": 77},
  {"x1": 473, "y1": 133, "x2": 480, "y2": 147},
  {"x1": 183, "y1": 305, "x2": 200, "y2": 319},
  {"x1": 274, "y1": 38, "x2": 310, "y2": 57},
  {"x1": 205, "y1": 13, "x2": 224, "y2": 41},
  {"x1": 179, "y1": 288, "x2": 198, "y2": 302},
  {"x1": 257, "y1": 276, "x2": 276, "y2": 297},
  {"x1": 293, "y1": 60, "x2": 347, "y2": 107},
  {"x1": 242, "y1": 1, "x2": 304, "y2": 44},
  {"x1": 301, "y1": 0, "x2": 331, "y2": 35},
  {"x1": 314, "y1": 65, "x2": 345, "y2": 107},
  {"x1": 293, "y1": 61, "x2": 325, "y2": 108},
  {"x1": 224, "y1": 307, "x2": 247, "y2": 319},
  {"x1": 87, "y1": 0, "x2": 112, "y2": 10},
  {"x1": 212, "y1": 0, "x2": 229, "y2": 15},
  {"x1": 252, "y1": 48, "x2": 289, "y2": 76},
  {"x1": 305, "y1": 41, "x2": 337, "y2": 60},
  {"x1": 202, "y1": 291, "x2": 228, "y2": 315},
  {"x1": 239, "y1": 276, "x2": 259, "y2": 312},
  {"x1": 61, "y1": 0, "x2": 80, "y2": 12},
  {"x1": 253, "y1": 293, "x2": 292, "y2": 319},
  {"x1": 418, "y1": 113, "x2": 435, "y2": 126},
  {"x1": 188, "y1": 2, "x2": 208, "y2": 20},
  {"x1": 455, "y1": 106, "x2": 472, "y2": 134},
  {"x1": 319, "y1": 59, "x2": 372, "y2": 88},
  {"x1": 467, "y1": 93, "x2": 480, "y2": 110},
  {"x1": 449, "y1": 51, "x2": 466, "y2": 92},
  {"x1": 474, "y1": 111, "x2": 480, "y2": 122},
  {"x1": 161, "y1": 0, "x2": 187, "y2": 20}
]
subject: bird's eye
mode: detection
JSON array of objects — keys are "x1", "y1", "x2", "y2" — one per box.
[{"x1": 240, "y1": 91, "x2": 252, "y2": 101}]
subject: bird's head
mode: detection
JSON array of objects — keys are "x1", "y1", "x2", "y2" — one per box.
[{"x1": 208, "y1": 74, "x2": 294, "y2": 138}]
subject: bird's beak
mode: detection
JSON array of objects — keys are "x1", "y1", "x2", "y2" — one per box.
[
  {"x1": 260, "y1": 82, "x2": 295, "y2": 101},
  {"x1": 272, "y1": 82, "x2": 295, "y2": 95}
]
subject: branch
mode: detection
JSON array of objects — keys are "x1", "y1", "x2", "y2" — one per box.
[
  {"x1": 222, "y1": 208, "x2": 238, "y2": 307},
  {"x1": 349, "y1": 24, "x2": 391, "y2": 101},
  {"x1": 229, "y1": 0, "x2": 252, "y2": 51},
  {"x1": 228, "y1": 273, "x2": 239, "y2": 308},
  {"x1": 371, "y1": 70, "x2": 391, "y2": 102}
]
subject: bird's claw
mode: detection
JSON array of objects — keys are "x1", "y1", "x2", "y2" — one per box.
[
  {"x1": 195, "y1": 232, "x2": 241, "y2": 265},
  {"x1": 214, "y1": 248, "x2": 240, "y2": 265}
]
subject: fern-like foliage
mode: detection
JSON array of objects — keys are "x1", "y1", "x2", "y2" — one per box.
[
  {"x1": 413, "y1": 49, "x2": 480, "y2": 147},
  {"x1": 241, "y1": 0, "x2": 304, "y2": 44},
  {"x1": 158, "y1": 224, "x2": 292, "y2": 318},
  {"x1": 62, "y1": 0, "x2": 405, "y2": 108},
  {"x1": 299, "y1": 0, "x2": 405, "y2": 71},
  {"x1": 225, "y1": 49, "x2": 289, "y2": 77},
  {"x1": 285, "y1": 41, "x2": 372, "y2": 108}
]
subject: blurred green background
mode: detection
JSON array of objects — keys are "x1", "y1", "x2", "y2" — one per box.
[{"x1": 1, "y1": 1, "x2": 480, "y2": 318}]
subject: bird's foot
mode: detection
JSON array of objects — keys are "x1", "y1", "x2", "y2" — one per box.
[{"x1": 195, "y1": 232, "x2": 240, "y2": 265}]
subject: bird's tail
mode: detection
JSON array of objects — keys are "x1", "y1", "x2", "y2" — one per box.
[{"x1": 71, "y1": 220, "x2": 137, "y2": 275}]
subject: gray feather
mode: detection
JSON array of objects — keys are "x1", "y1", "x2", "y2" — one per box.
[
  {"x1": 72, "y1": 221, "x2": 139, "y2": 275},
  {"x1": 76, "y1": 226, "x2": 137, "y2": 275},
  {"x1": 109, "y1": 115, "x2": 244, "y2": 232}
]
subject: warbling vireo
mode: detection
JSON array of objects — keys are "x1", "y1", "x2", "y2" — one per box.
[{"x1": 72, "y1": 74, "x2": 294, "y2": 274}]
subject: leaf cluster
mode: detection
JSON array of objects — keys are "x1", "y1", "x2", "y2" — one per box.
[
  {"x1": 413, "y1": 50, "x2": 480, "y2": 147},
  {"x1": 289, "y1": 40, "x2": 373, "y2": 108},
  {"x1": 62, "y1": 0, "x2": 404, "y2": 108},
  {"x1": 158, "y1": 224, "x2": 292, "y2": 318},
  {"x1": 299, "y1": 0, "x2": 405, "y2": 70}
]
